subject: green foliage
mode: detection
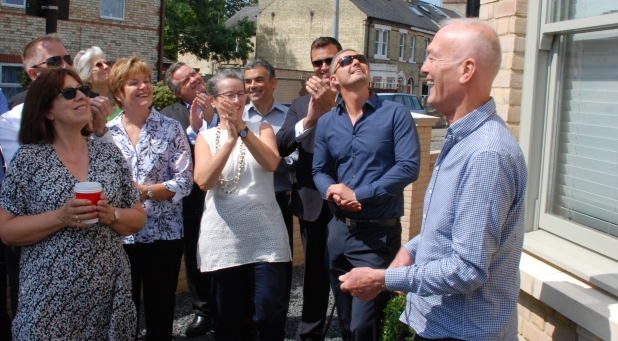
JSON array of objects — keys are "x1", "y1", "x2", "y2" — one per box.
[
  {"x1": 19, "y1": 68, "x2": 31, "y2": 91},
  {"x1": 225, "y1": 0, "x2": 258, "y2": 18},
  {"x1": 381, "y1": 294, "x2": 414, "y2": 341},
  {"x1": 164, "y1": 0, "x2": 256, "y2": 63},
  {"x1": 152, "y1": 81, "x2": 177, "y2": 111}
]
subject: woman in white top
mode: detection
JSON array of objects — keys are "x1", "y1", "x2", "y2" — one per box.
[{"x1": 194, "y1": 69, "x2": 291, "y2": 341}]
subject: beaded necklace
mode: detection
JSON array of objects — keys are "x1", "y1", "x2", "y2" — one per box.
[{"x1": 214, "y1": 126, "x2": 246, "y2": 194}]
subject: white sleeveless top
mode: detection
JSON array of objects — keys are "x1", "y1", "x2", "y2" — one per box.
[{"x1": 197, "y1": 121, "x2": 292, "y2": 272}]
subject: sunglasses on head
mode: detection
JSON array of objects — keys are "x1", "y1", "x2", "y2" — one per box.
[
  {"x1": 31, "y1": 55, "x2": 74, "y2": 69},
  {"x1": 333, "y1": 54, "x2": 368, "y2": 73},
  {"x1": 311, "y1": 57, "x2": 334, "y2": 68},
  {"x1": 57, "y1": 85, "x2": 90, "y2": 100}
]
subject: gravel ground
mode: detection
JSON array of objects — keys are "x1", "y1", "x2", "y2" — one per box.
[{"x1": 138, "y1": 266, "x2": 343, "y2": 340}]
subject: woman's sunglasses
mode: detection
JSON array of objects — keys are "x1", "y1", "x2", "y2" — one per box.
[
  {"x1": 333, "y1": 54, "x2": 368, "y2": 73},
  {"x1": 57, "y1": 85, "x2": 91, "y2": 100},
  {"x1": 95, "y1": 61, "x2": 108, "y2": 68},
  {"x1": 31, "y1": 55, "x2": 74, "y2": 69}
]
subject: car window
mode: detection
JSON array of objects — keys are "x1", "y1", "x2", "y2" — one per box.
[
  {"x1": 393, "y1": 95, "x2": 405, "y2": 105},
  {"x1": 379, "y1": 94, "x2": 393, "y2": 101},
  {"x1": 410, "y1": 96, "x2": 423, "y2": 109},
  {"x1": 401, "y1": 95, "x2": 413, "y2": 110}
]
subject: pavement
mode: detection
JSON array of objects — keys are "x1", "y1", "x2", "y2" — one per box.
[{"x1": 431, "y1": 127, "x2": 447, "y2": 151}]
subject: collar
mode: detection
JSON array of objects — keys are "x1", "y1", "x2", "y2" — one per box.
[
  {"x1": 446, "y1": 98, "x2": 497, "y2": 142},
  {"x1": 244, "y1": 99, "x2": 287, "y2": 117},
  {"x1": 335, "y1": 91, "x2": 378, "y2": 114}
]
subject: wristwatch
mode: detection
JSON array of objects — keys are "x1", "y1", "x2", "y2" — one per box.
[
  {"x1": 111, "y1": 209, "x2": 120, "y2": 224},
  {"x1": 239, "y1": 126, "x2": 249, "y2": 138},
  {"x1": 147, "y1": 185, "x2": 153, "y2": 199}
]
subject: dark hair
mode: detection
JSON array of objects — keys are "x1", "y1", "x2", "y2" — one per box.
[
  {"x1": 245, "y1": 59, "x2": 276, "y2": 80},
  {"x1": 164, "y1": 61, "x2": 188, "y2": 93},
  {"x1": 19, "y1": 68, "x2": 92, "y2": 144},
  {"x1": 206, "y1": 69, "x2": 242, "y2": 97},
  {"x1": 310, "y1": 37, "x2": 343, "y2": 58}
]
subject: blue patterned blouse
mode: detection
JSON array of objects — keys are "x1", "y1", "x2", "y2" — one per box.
[{"x1": 108, "y1": 107, "x2": 193, "y2": 244}]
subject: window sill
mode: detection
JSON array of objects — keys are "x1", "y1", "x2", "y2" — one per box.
[
  {"x1": 408, "y1": 60, "x2": 416, "y2": 64},
  {"x1": 1, "y1": 3, "x2": 25, "y2": 8},
  {"x1": 521, "y1": 230, "x2": 618, "y2": 340},
  {"x1": 100, "y1": 16, "x2": 126, "y2": 22},
  {"x1": 373, "y1": 55, "x2": 388, "y2": 60}
]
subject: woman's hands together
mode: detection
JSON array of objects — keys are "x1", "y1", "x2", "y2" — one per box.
[
  {"x1": 56, "y1": 197, "x2": 98, "y2": 227},
  {"x1": 218, "y1": 98, "x2": 246, "y2": 143},
  {"x1": 96, "y1": 193, "x2": 118, "y2": 225}
]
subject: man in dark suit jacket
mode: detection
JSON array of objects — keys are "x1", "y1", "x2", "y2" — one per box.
[
  {"x1": 277, "y1": 37, "x2": 342, "y2": 341},
  {"x1": 160, "y1": 62, "x2": 217, "y2": 337}
]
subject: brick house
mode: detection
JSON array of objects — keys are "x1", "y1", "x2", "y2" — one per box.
[
  {"x1": 255, "y1": 0, "x2": 461, "y2": 103},
  {"x1": 0, "y1": 0, "x2": 163, "y2": 98}
]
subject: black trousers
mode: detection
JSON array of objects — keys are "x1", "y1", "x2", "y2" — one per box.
[
  {"x1": 275, "y1": 191, "x2": 294, "y2": 312},
  {"x1": 328, "y1": 218, "x2": 402, "y2": 341},
  {"x1": 0, "y1": 242, "x2": 11, "y2": 341},
  {"x1": 183, "y1": 216, "x2": 215, "y2": 319},
  {"x1": 6, "y1": 245, "x2": 19, "y2": 316},
  {"x1": 124, "y1": 239, "x2": 184, "y2": 341},
  {"x1": 295, "y1": 203, "x2": 332, "y2": 341}
]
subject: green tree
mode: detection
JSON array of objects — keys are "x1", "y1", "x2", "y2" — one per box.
[
  {"x1": 225, "y1": 0, "x2": 258, "y2": 18},
  {"x1": 164, "y1": 0, "x2": 256, "y2": 63}
]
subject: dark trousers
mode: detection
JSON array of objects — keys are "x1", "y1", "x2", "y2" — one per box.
[
  {"x1": 0, "y1": 242, "x2": 11, "y2": 341},
  {"x1": 124, "y1": 239, "x2": 184, "y2": 341},
  {"x1": 275, "y1": 191, "x2": 294, "y2": 312},
  {"x1": 6, "y1": 246, "x2": 19, "y2": 316},
  {"x1": 212, "y1": 262, "x2": 289, "y2": 341},
  {"x1": 413, "y1": 335, "x2": 465, "y2": 341},
  {"x1": 295, "y1": 203, "x2": 332, "y2": 341},
  {"x1": 328, "y1": 218, "x2": 402, "y2": 341},
  {"x1": 183, "y1": 217, "x2": 215, "y2": 319}
]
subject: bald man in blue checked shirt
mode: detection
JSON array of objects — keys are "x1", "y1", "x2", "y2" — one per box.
[{"x1": 338, "y1": 19, "x2": 528, "y2": 341}]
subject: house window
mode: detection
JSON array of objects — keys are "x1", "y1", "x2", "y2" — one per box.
[
  {"x1": 424, "y1": 38, "x2": 430, "y2": 61},
  {"x1": 0, "y1": 63, "x2": 23, "y2": 99},
  {"x1": 374, "y1": 25, "x2": 390, "y2": 59},
  {"x1": 409, "y1": 36, "x2": 416, "y2": 63},
  {"x1": 101, "y1": 0, "x2": 125, "y2": 20},
  {"x1": 399, "y1": 33, "x2": 406, "y2": 61},
  {"x1": 522, "y1": 0, "x2": 618, "y2": 262},
  {"x1": 1, "y1": 0, "x2": 24, "y2": 8}
]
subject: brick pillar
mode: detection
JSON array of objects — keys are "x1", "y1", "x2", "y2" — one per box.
[
  {"x1": 480, "y1": 0, "x2": 527, "y2": 139},
  {"x1": 401, "y1": 115, "x2": 439, "y2": 245}
]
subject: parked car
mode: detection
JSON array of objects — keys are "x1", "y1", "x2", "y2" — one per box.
[
  {"x1": 376, "y1": 93, "x2": 426, "y2": 115},
  {"x1": 377, "y1": 93, "x2": 447, "y2": 127}
]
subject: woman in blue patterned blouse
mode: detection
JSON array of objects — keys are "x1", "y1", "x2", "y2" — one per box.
[{"x1": 107, "y1": 57, "x2": 193, "y2": 341}]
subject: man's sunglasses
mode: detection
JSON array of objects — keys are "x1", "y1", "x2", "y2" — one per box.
[
  {"x1": 57, "y1": 85, "x2": 90, "y2": 100},
  {"x1": 31, "y1": 55, "x2": 74, "y2": 69},
  {"x1": 333, "y1": 54, "x2": 368, "y2": 73},
  {"x1": 311, "y1": 57, "x2": 333, "y2": 68}
]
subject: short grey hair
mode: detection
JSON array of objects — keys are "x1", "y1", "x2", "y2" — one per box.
[
  {"x1": 22, "y1": 33, "x2": 66, "y2": 69},
  {"x1": 164, "y1": 61, "x2": 188, "y2": 93},
  {"x1": 74, "y1": 46, "x2": 107, "y2": 83},
  {"x1": 244, "y1": 59, "x2": 276, "y2": 80},
  {"x1": 206, "y1": 69, "x2": 243, "y2": 97},
  {"x1": 440, "y1": 18, "x2": 502, "y2": 78},
  {"x1": 329, "y1": 49, "x2": 356, "y2": 75}
]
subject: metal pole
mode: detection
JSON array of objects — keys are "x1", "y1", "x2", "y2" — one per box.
[
  {"x1": 44, "y1": 0, "x2": 58, "y2": 34},
  {"x1": 332, "y1": 0, "x2": 339, "y2": 39}
]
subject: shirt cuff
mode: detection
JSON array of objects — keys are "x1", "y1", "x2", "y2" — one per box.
[
  {"x1": 91, "y1": 128, "x2": 114, "y2": 144},
  {"x1": 163, "y1": 181, "x2": 185, "y2": 203},
  {"x1": 385, "y1": 267, "x2": 411, "y2": 293},
  {"x1": 295, "y1": 119, "x2": 314, "y2": 143},
  {"x1": 186, "y1": 122, "x2": 207, "y2": 145}
]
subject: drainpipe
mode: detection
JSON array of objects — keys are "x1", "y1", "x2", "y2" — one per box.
[
  {"x1": 332, "y1": 0, "x2": 339, "y2": 39},
  {"x1": 158, "y1": 0, "x2": 166, "y2": 82}
]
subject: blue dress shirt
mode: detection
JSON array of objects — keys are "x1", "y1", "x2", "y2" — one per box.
[
  {"x1": 243, "y1": 100, "x2": 297, "y2": 193},
  {"x1": 385, "y1": 99, "x2": 528, "y2": 341},
  {"x1": 312, "y1": 92, "x2": 420, "y2": 220}
]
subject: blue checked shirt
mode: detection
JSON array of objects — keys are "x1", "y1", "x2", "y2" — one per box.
[{"x1": 385, "y1": 99, "x2": 527, "y2": 340}]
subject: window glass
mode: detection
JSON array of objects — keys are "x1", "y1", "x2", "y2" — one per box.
[
  {"x1": 101, "y1": 0, "x2": 125, "y2": 20},
  {"x1": 399, "y1": 33, "x2": 406, "y2": 60},
  {"x1": 410, "y1": 95, "x2": 423, "y2": 109},
  {"x1": 1, "y1": 0, "x2": 24, "y2": 7},
  {"x1": 547, "y1": 28, "x2": 618, "y2": 237},
  {"x1": 401, "y1": 95, "x2": 413, "y2": 110},
  {"x1": 382, "y1": 30, "x2": 389, "y2": 56},
  {"x1": 393, "y1": 95, "x2": 405, "y2": 105},
  {"x1": 0, "y1": 64, "x2": 23, "y2": 99},
  {"x1": 375, "y1": 29, "x2": 380, "y2": 56},
  {"x1": 409, "y1": 36, "x2": 416, "y2": 62},
  {"x1": 550, "y1": 0, "x2": 618, "y2": 22}
]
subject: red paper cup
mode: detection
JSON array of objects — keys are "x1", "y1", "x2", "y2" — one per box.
[{"x1": 74, "y1": 182, "x2": 102, "y2": 224}]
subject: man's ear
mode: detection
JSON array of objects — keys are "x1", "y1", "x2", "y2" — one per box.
[
  {"x1": 271, "y1": 77, "x2": 278, "y2": 89},
  {"x1": 26, "y1": 68, "x2": 38, "y2": 81},
  {"x1": 459, "y1": 59, "x2": 476, "y2": 85},
  {"x1": 330, "y1": 74, "x2": 339, "y2": 87}
]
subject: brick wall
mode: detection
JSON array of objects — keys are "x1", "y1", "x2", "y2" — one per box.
[{"x1": 0, "y1": 0, "x2": 161, "y2": 78}]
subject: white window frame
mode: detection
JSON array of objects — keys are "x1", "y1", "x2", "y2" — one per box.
[
  {"x1": 519, "y1": 0, "x2": 618, "y2": 319},
  {"x1": 424, "y1": 38, "x2": 430, "y2": 61},
  {"x1": 409, "y1": 36, "x2": 416, "y2": 63},
  {"x1": 100, "y1": 0, "x2": 125, "y2": 21},
  {"x1": 1, "y1": 0, "x2": 25, "y2": 8},
  {"x1": 399, "y1": 29, "x2": 407, "y2": 62},
  {"x1": 0, "y1": 63, "x2": 24, "y2": 99},
  {"x1": 374, "y1": 24, "x2": 391, "y2": 60}
]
